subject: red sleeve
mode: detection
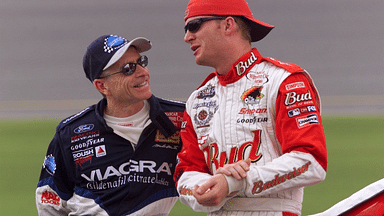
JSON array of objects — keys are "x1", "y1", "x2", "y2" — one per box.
[
  {"x1": 174, "y1": 110, "x2": 210, "y2": 184},
  {"x1": 275, "y1": 73, "x2": 327, "y2": 171}
]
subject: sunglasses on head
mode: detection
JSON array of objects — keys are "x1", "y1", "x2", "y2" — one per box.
[
  {"x1": 99, "y1": 55, "x2": 148, "y2": 79},
  {"x1": 184, "y1": 17, "x2": 226, "y2": 33}
]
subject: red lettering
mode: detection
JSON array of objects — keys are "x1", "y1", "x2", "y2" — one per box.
[
  {"x1": 41, "y1": 191, "x2": 60, "y2": 205},
  {"x1": 203, "y1": 130, "x2": 263, "y2": 173}
]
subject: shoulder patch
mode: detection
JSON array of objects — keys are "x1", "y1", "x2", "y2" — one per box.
[{"x1": 263, "y1": 57, "x2": 304, "y2": 73}]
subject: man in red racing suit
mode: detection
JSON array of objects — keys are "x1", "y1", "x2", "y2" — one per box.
[{"x1": 174, "y1": 0, "x2": 327, "y2": 215}]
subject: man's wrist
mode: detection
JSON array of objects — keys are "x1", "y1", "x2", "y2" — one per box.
[{"x1": 223, "y1": 174, "x2": 246, "y2": 196}]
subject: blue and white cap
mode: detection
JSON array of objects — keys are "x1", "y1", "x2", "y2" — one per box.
[{"x1": 83, "y1": 35, "x2": 152, "y2": 82}]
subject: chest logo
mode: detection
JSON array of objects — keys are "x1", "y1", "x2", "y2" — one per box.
[
  {"x1": 241, "y1": 86, "x2": 264, "y2": 105},
  {"x1": 197, "y1": 84, "x2": 215, "y2": 99},
  {"x1": 203, "y1": 130, "x2": 263, "y2": 174}
]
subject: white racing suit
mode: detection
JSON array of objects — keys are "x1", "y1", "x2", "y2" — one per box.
[{"x1": 174, "y1": 48, "x2": 327, "y2": 216}]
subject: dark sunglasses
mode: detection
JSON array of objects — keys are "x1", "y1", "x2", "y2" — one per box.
[
  {"x1": 99, "y1": 55, "x2": 148, "y2": 79},
  {"x1": 184, "y1": 17, "x2": 226, "y2": 33}
]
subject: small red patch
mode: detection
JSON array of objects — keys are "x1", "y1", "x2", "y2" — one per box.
[{"x1": 41, "y1": 190, "x2": 60, "y2": 205}]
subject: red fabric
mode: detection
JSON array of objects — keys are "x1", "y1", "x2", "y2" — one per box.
[
  {"x1": 283, "y1": 212, "x2": 298, "y2": 216},
  {"x1": 174, "y1": 111, "x2": 210, "y2": 185},
  {"x1": 184, "y1": 0, "x2": 274, "y2": 29},
  {"x1": 343, "y1": 191, "x2": 384, "y2": 216},
  {"x1": 275, "y1": 73, "x2": 327, "y2": 171}
]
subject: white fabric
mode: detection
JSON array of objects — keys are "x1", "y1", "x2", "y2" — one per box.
[
  {"x1": 177, "y1": 59, "x2": 326, "y2": 215},
  {"x1": 104, "y1": 100, "x2": 151, "y2": 147}
]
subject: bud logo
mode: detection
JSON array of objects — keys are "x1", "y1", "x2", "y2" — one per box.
[
  {"x1": 203, "y1": 130, "x2": 262, "y2": 173},
  {"x1": 41, "y1": 190, "x2": 60, "y2": 205},
  {"x1": 284, "y1": 90, "x2": 312, "y2": 106},
  {"x1": 81, "y1": 160, "x2": 172, "y2": 181},
  {"x1": 235, "y1": 52, "x2": 257, "y2": 76},
  {"x1": 252, "y1": 162, "x2": 311, "y2": 194},
  {"x1": 241, "y1": 86, "x2": 264, "y2": 105}
]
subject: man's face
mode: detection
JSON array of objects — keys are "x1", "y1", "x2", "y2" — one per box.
[
  {"x1": 184, "y1": 16, "x2": 226, "y2": 67},
  {"x1": 101, "y1": 47, "x2": 152, "y2": 105}
]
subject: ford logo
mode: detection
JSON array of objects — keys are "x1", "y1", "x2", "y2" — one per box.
[{"x1": 74, "y1": 124, "x2": 94, "y2": 134}]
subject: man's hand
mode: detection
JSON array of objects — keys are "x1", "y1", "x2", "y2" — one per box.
[
  {"x1": 192, "y1": 174, "x2": 229, "y2": 206},
  {"x1": 214, "y1": 158, "x2": 251, "y2": 180}
]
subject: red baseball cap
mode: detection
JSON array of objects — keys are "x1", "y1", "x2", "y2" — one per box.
[{"x1": 184, "y1": 0, "x2": 274, "y2": 42}]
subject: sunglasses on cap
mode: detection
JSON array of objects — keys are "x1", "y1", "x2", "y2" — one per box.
[
  {"x1": 99, "y1": 55, "x2": 148, "y2": 79},
  {"x1": 184, "y1": 17, "x2": 226, "y2": 33}
]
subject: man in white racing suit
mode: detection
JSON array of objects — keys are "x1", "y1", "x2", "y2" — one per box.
[{"x1": 174, "y1": 0, "x2": 327, "y2": 215}]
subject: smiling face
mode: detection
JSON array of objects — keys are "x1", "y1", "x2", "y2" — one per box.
[{"x1": 95, "y1": 46, "x2": 152, "y2": 112}]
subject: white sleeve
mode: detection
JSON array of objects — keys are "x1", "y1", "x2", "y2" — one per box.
[
  {"x1": 242, "y1": 151, "x2": 326, "y2": 197},
  {"x1": 36, "y1": 185, "x2": 71, "y2": 216},
  {"x1": 177, "y1": 171, "x2": 233, "y2": 213}
]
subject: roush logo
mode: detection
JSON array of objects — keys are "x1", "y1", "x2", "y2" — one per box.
[
  {"x1": 235, "y1": 52, "x2": 258, "y2": 76},
  {"x1": 284, "y1": 90, "x2": 312, "y2": 106},
  {"x1": 74, "y1": 124, "x2": 94, "y2": 134},
  {"x1": 296, "y1": 114, "x2": 319, "y2": 128},
  {"x1": 41, "y1": 191, "x2": 60, "y2": 205},
  {"x1": 285, "y1": 82, "x2": 305, "y2": 91},
  {"x1": 73, "y1": 148, "x2": 94, "y2": 160},
  {"x1": 75, "y1": 155, "x2": 92, "y2": 169}
]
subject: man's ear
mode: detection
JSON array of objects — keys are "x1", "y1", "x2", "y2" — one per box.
[
  {"x1": 93, "y1": 79, "x2": 108, "y2": 95},
  {"x1": 223, "y1": 16, "x2": 237, "y2": 35}
]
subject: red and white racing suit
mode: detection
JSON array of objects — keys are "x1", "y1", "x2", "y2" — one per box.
[{"x1": 174, "y1": 48, "x2": 327, "y2": 216}]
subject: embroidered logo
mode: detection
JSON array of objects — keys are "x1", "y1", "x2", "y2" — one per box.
[
  {"x1": 43, "y1": 154, "x2": 56, "y2": 175},
  {"x1": 104, "y1": 35, "x2": 128, "y2": 53},
  {"x1": 197, "y1": 85, "x2": 215, "y2": 99},
  {"x1": 241, "y1": 86, "x2": 264, "y2": 105},
  {"x1": 155, "y1": 130, "x2": 181, "y2": 144},
  {"x1": 235, "y1": 52, "x2": 258, "y2": 76},
  {"x1": 95, "y1": 145, "x2": 107, "y2": 157},
  {"x1": 41, "y1": 191, "x2": 60, "y2": 205}
]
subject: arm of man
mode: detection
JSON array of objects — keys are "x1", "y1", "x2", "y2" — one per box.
[
  {"x1": 174, "y1": 111, "x2": 233, "y2": 212},
  {"x1": 36, "y1": 133, "x2": 74, "y2": 215},
  {"x1": 214, "y1": 73, "x2": 327, "y2": 198}
]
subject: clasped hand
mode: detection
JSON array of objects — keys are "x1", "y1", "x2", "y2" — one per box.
[{"x1": 192, "y1": 159, "x2": 251, "y2": 206}]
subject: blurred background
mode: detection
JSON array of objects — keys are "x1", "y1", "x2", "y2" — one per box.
[
  {"x1": 0, "y1": 1, "x2": 383, "y2": 215},
  {"x1": 0, "y1": 0, "x2": 383, "y2": 118}
]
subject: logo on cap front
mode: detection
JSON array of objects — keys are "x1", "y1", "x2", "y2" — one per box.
[{"x1": 104, "y1": 35, "x2": 128, "y2": 53}]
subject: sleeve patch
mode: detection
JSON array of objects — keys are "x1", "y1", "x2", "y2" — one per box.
[{"x1": 41, "y1": 190, "x2": 61, "y2": 205}]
